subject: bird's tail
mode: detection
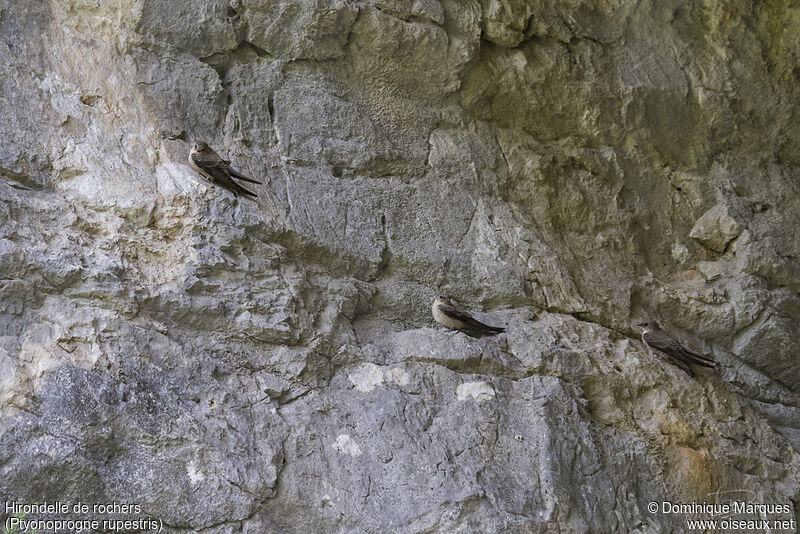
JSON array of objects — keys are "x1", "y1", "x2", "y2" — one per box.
[
  {"x1": 235, "y1": 183, "x2": 258, "y2": 198},
  {"x1": 474, "y1": 323, "x2": 505, "y2": 337},
  {"x1": 676, "y1": 361, "x2": 696, "y2": 377}
]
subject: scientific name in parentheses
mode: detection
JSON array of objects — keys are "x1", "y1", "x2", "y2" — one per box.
[{"x1": 5, "y1": 502, "x2": 70, "y2": 514}]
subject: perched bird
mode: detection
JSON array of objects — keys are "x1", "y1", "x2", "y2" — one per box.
[
  {"x1": 432, "y1": 295, "x2": 505, "y2": 338},
  {"x1": 638, "y1": 321, "x2": 716, "y2": 377},
  {"x1": 189, "y1": 141, "x2": 261, "y2": 198}
]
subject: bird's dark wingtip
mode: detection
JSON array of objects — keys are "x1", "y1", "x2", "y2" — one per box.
[
  {"x1": 237, "y1": 186, "x2": 258, "y2": 197},
  {"x1": 229, "y1": 168, "x2": 262, "y2": 184},
  {"x1": 479, "y1": 326, "x2": 505, "y2": 337},
  {"x1": 682, "y1": 348, "x2": 716, "y2": 367}
]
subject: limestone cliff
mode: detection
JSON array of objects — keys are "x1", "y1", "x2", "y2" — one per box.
[{"x1": 1, "y1": 0, "x2": 799, "y2": 532}]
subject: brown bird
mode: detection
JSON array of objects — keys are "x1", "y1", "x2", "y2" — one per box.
[
  {"x1": 189, "y1": 141, "x2": 261, "y2": 198},
  {"x1": 432, "y1": 295, "x2": 505, "y2": 338},
  {"x1": 638, "y1": 321, "x2": 715, "y2": 377}
]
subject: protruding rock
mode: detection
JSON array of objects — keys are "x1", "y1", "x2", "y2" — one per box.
[{"x1": 690, "y1": 203, "x2": 743, "y2": 253}]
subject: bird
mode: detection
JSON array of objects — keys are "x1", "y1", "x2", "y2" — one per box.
[
  {"x1": 188, "y1": 141, "x2": 261, "y2": 198},
  {"x1": 432, "y1": 295, "x2": 505, "y2": 338},
  {"x1": 638, "y1": 321, "x2": 716, "y2": 377}
]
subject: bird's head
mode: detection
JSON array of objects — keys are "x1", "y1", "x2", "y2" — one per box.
[
  {"x1": 637, "y1": 321, "x2": 660, "y2": 331},
  {"x1": 192, "y1": 140, "x2": 209, "y2": 153},
  {"x1": 434, "y1": 295, "x2": 451, "y2": 306}
]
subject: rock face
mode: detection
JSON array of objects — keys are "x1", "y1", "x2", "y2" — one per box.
[
  {"x1": 690, "y1": 202, "x2": 743, "y2": 253},
  {"x1": 1, "y1": 0, "x2": 799, "y2": 532}
]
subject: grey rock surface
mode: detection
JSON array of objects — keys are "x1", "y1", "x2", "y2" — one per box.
[
  {"x1": 1, "y1": 0, "x2": 799, "y2": 532},
  {"x1": 690, "y1": 202, "x2": 743, "y2": 253}
]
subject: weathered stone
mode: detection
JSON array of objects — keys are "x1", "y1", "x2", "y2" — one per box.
[
  {"x1": 242, "y1": 0, "x2": 358, "y2": 61},
  {"x1": 2, "y1": 0, "x2": 800, "y2": 532},
  {"x1": 690, "y1": 203, "x2": 743, "y2": 253},
  {"x1": 136, "y1": 0, "x2": 239, "y2": 57}
]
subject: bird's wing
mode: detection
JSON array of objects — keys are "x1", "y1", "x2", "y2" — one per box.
[
  {"x1": 191, "y1": 152, "x2": 235, "y2": 184},
  {"x1": 436, "y1": 303, "x2": 474, "y2": 324},
  {"x1": 644, "y1": 331, "x2": 714, "y2": 368},
  {"x1": 437, "y1": 303, "x2": 492, "y2": 331},
  {"x1": 677, "y1": 345, "x2": 716, "y2": 367},
  {"x1": 191, "y1": 153, "x2": 258, "y2": 197},
  {"x1": 228, "y1": 166, "x2": 262, "y2": 184}
]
